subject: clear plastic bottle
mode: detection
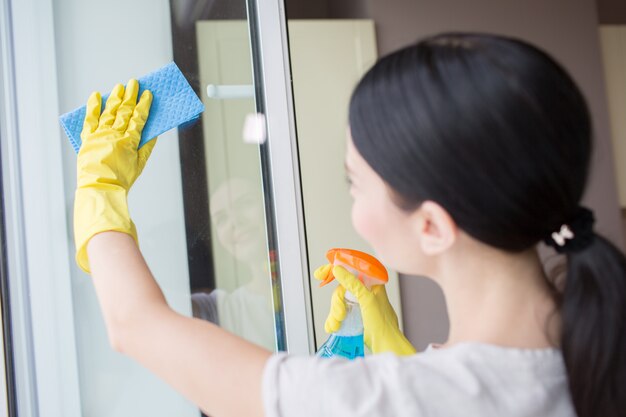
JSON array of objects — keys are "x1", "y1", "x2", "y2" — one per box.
[
  {"x1": 316, "y1": 291, "x2": 364, "y2": 359},
  {"x1": 315, "y1": 248, "x2": 388, "y2": 360}
]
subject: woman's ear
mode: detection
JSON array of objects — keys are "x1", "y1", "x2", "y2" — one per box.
[{"x1": 412, "y1": 201, "x2": 458, "y2": 255}]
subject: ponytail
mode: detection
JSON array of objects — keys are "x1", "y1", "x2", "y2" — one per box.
[{"x1": 561, "y1": 234, "x2": 626, "y2": 417}]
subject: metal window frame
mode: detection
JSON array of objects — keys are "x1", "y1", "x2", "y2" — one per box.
[
  {"x1": 0, "y1": 0, "x2": 39, "y2": 414},
  {"x1": 0, "y1": 0, "x2": 82, "y2": 415},
  {"x1": 250, "y1": 0, "x2": 315, "y2": 354}
]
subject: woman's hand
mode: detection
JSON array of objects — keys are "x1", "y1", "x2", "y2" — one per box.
[
  {"x1": 74, "y1": 79, "x2": 156, "y2": 272},
  {"x1": 315, "y1": 264, "x2": 416, "y2": 355}
]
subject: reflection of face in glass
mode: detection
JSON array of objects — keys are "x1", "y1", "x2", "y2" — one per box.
[
  {"x1": 196, "y1": 178, "x2": 275, "y2": 353},
  {"x1": 210, "y1": 178, "x2": 266, "y2": 263}
]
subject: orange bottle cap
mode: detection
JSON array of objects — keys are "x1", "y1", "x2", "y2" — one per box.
[{"x1": 318, "y1": 248, "x2": 388, "y2": 287}]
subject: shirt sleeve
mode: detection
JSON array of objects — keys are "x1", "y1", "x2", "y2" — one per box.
[
  {"x1": 190, "y1": 291, "x2": 221, "y2": 323},
  {"x1": 262, "y1": 352, "x2": 422, "y2": 417}
]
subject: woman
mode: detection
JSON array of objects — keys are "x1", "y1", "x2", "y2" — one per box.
[{"x1": 73, "y1": 32, "x2": 625, "y2": 417}]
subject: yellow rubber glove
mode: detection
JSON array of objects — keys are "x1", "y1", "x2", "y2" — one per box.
[
  {"x1": 314, "y1": 264, "x2": 416, "y2": 356},
  {"x1": 74, "y1": 79, "x2": 156, "y2": 273}
]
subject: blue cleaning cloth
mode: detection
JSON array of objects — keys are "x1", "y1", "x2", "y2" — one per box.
[{"x1": 60, "y1": 62, "x2": 205, "y2": 153}]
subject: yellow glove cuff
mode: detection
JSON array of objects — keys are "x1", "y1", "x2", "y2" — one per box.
[
  {"x1": 74, "y1": 187, "x2": 138, "y2": 273},
  {"x1": 369, "y1": 329, "x2": 417, "y2": 356}
]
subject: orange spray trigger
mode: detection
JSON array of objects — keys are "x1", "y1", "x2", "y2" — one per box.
[
  {"x1": 318, "y1": 274, "x2": 335, "y2": 287},
  {"x1": 323, "y1": 248, "x2": 388, "y2": 289},
  {"x1": 315, "y1": 264, "x2": 336, "y2": 287}
]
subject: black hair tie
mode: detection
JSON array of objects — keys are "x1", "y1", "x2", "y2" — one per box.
[{"x1": 544, "y1": 206, "x2": 595, "y2": 254}]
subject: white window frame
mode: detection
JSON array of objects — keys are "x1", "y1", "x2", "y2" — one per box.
[
  {"x1": 0, "y1": 0, "x2": 314, "y2": 414},
  {"x1": 249, "y1": 0, "x2": 315, "y2": 355},
  {"x1": 0, "y1": 0, "x2": 82, "y2": 415}
]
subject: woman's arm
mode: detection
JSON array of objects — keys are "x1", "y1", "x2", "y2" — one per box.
[
  {"x1": 88, "y1": 231, "x2": 271, "y2": 417},
  {"x1": 74, "y1": 81, "x2": 270, "y2": 416}
]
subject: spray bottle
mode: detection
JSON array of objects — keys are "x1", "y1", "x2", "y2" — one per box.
[{"x1": 316, "y1": 248, "x2": 388, "y2": 359}]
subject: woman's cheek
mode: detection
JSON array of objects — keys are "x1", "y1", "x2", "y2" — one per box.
[{"x1": 351, "y1": 200, "x2": 380, "y2": 247}]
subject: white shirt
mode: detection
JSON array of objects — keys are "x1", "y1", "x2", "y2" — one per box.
[
  {"x1": 262, "y1": 342, "x2": 575, "y2": 417},
  {"x1": 191, "y1": 288, "x2": 275, "y2": 351}
]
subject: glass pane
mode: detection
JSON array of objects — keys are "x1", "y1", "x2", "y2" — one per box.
[
  {"x1": 52, "y1": 0, "x2": 284, "y2": 415},
  {"x1": 282, "y1": 3, "x2": 406, "y2": 350},
  {"x1": 193, "y1": 18, "x2": 283, "y2": 352}
]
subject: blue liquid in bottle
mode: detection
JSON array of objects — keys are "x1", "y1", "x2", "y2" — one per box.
[{"x1": 317, "y1": 292, "x2": 364, "y2": 360}]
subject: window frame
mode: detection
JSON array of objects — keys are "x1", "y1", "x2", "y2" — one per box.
[{"x1": 0, "y1": 0, "x2": 315, "y2": 414}]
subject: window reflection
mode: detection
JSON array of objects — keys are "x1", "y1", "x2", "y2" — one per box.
[
  {"x1": 170, "y1": 0, "x2": 282, "y2": 352},
  {"x1": 191, "y1": 178, "x2": 275, "y2": 350}
]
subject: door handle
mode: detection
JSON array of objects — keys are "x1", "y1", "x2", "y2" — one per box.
[{"x1": 206, "y1": 84, "x2": 254, "y2": 99}]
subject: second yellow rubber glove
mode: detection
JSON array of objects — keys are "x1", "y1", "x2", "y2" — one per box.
[
  {"x1": 74, "y1": 80, "x2": 156, "y2": 273},
  {"x1": 315, "y1": 264, "x2": 416, "y2": 356}
]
